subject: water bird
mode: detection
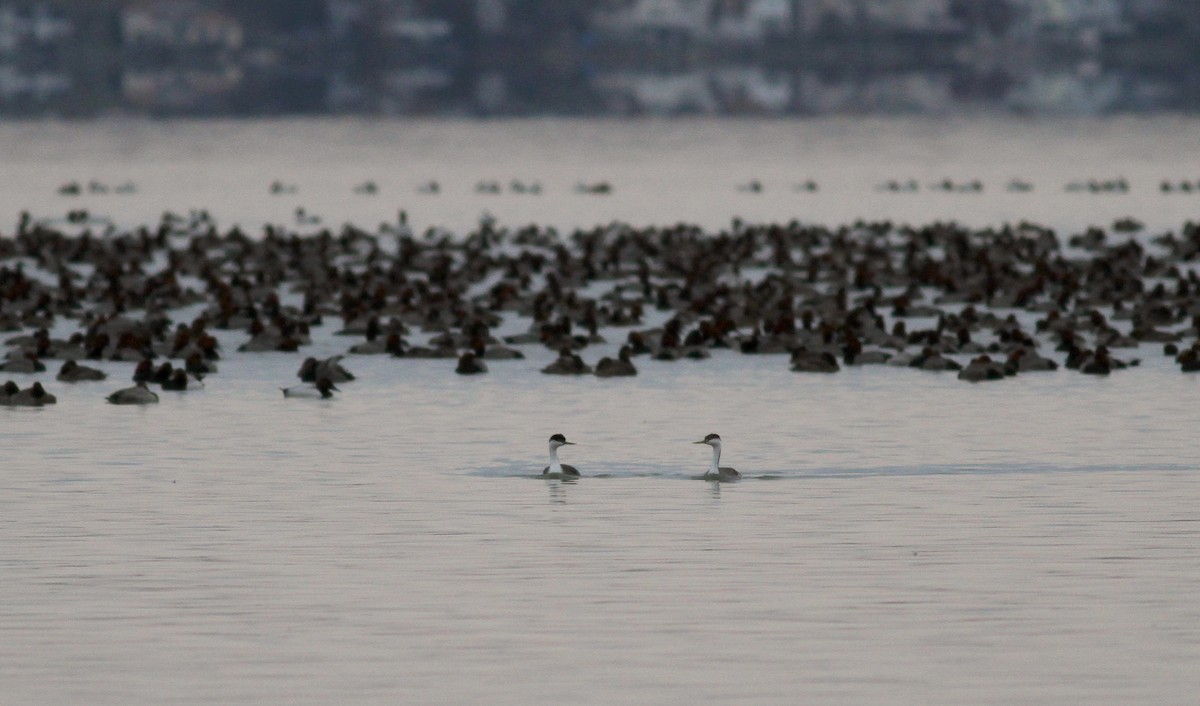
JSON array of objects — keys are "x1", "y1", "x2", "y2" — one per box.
[
  {"x1": 353, "y1": 181, "x2": 378, "y2": 195},
  {"x1": 295, "y1": 208, "x2": 320, "y2": 225},
  {"x1": 694, "y1": 434, "x2": 740, "y2": 481},
  {"x1": 594, "y1": 346, "x2": 637, "y2": 377},
  {"x1": 910, "y1": 348, "x2": 963, "y2": 371},
  {"x1": 0, "y1": 380, "x2": 19, "y2": 403},
  {"x1": 1112, "y1": 217, "x2": 1143, "y2": 233},
  {"x1": 790, "y1": 347, "x2": 840, "y2": 373},
  {"x1": 2, "y1": 381, "x2": 56, "y2": 406},
  {"x1": 476, "y1": 341, "x2": 524, "y2": 360},
  {"x1": 541, "y1": 348, "x2": 592, "y2": 375},
  {"x1": 185, "y1": 352, "x2": 217, "y2": 377},
  {"x1": 161, "y1": 369, "x2": 203, "y2": 390},
  {"x1": 957, "y1": 355, "x2": 1009, "y2": 382},
  {"x1": 543, "y1": 434, "x2": 580, "y2": 477},
  {"x1": 878, "y1": 179, "x2": 918, "y2": 193},
  {"x1": 510, "y1": 179, "x2": 541, "y2": 195},
  {"x1": 0, "y1": 352, "x2": 46, "y2": 373},
  {"x1": 574, "y1": 181, "x2": 612, "y2": 195},
  {"x1": 298, "y1": 356, "x2": 355, "y2": 383},
  {"x1": 281, "y1": 377, "x2": 338, "y2": 399},
  {"x1": 1176, "y1": 343, "x2": 1200, "y2": 372},
  {"x1": 57, "y1": 360, "x2": 107, "y2": 382},
  {"x1": 107, "y1": 382, "x2": 159, "y2": 405},
  {"x1": 455, "y1": 351, "x2": 487, "y2": 374}
]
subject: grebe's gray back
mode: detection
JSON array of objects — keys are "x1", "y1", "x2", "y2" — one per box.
[
  {"x1": 543, "y1": 433, "x2": 580, "y2": 477},
  {"x1": 694, "y1": 433, "x2": 741, "y2": 481}
]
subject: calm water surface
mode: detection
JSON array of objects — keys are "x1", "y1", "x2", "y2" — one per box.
[{"x1": 2, "y1": 118, "x2": 1199, "y2": 704}]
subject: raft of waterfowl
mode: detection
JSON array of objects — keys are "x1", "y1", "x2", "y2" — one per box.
[{"x1": 2, "y1": 208, "x2": 1199, "y2": 407}]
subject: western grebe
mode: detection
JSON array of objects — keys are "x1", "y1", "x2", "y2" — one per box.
[
  {"x1": 543, "y1": 433, "x2": 580, "y2": 477},
  {"x1": 694, "y1": 433, "x2": 741, "y2": 481}
]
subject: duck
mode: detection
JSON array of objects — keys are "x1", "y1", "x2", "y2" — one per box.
[
  {"x1": 298, "y1": 356, "x2": 355, "y2": 383},
  {"x1": 455, "y1": 351, "x2": 487, "y2": 375},
  {"x1": 396, "y1": 341, "x2": 457, "y2": 359},
  {"x1": 594, "y1": 346, "x2": 637, "y2": 377},
  {"x1": 790, "y1": 347, "x2": 840, "y2": 373},
  {"x1": 1005, "y1": 347, "x2": 1058, "y2": 372},
  {"x1": 0, "y1": 352, "x2": 45, "y2": 374},
  {"x1": 475, "y1": 340, "x2": 524, "y2": 360},
  {"x1": 5, "y1": 382, "x2": 56, "y2": 406},
  {"x1": 107, "y1": 382, "x2": 159, "y2": 405},
  {"x1": 160, "y1": 369, "x2": 203, "y2": 391},
  {"x1": 1177, "y1": 343, "x2": 1200, "y2": 372},
  {"x1": 957, "y1": 355, "x2": 1009, "y2": 382},
  {"x1": 57, "y1": 360, "x2": 107, "y2": 382},
  {"x1": 909, "y1": 348, "x2": 963, "y2": 371},
  {"x1": 541, "y1": 348, "x2": 592, "y2": 375},
  {"x1": 281, "y1": 377, "x2": 338, "y2": 399},
  {"x1": 0, "y1": 377, "x2": 17, "y2": 401},
  {"x1": 184, "y1": 352, "x2": 217, "y2": 377},
  {"x1": 542, "y1": 434, "x2": 580, "y2": 477},
  {"x1": 0, "y1": 380, "x2": 19, "y2": 404},
  {"x1": 694, "y1": 433, "x2": 741, "y2": 481}
]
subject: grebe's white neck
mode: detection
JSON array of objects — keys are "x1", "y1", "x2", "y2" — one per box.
[
  {"x1": 708, "y1": 443, "x2": 721, "y2": 474},
  {"x1": 548, "y1": 443, "x2": 563, "y2": 474}
]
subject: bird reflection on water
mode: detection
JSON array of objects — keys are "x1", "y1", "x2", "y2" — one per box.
[{"x1": 546, "y1": 478, "x2": 575, "y2": 506}]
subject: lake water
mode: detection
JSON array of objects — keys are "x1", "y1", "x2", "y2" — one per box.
[{"x1": 2, "y1": 118, "x2": 1199, "y2": 704}]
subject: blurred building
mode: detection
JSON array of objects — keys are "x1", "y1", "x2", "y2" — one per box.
[
  {"x1": 0, "y1": 0, "x2": 1194, "y2": 117},
  {"x1": 121, "y1": 1, "x2": 244, "y2": 113},
  {"x1": 0, "y1": 2, "x2": 76, "y2": 113}
]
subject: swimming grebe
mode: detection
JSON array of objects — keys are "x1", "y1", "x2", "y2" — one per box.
[
  {"x1": 694, "y1": 433, "x2": 741, "y2": 481},
  {"x1": 543, "y1": 433, "x2": 580, "y2": 477}
]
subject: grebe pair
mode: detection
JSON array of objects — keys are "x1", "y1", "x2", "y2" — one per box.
[{"x1": 542, "y1": 433, "x2": 741, "y2": 481}]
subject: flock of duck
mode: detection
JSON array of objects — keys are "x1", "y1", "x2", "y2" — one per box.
[
  {"x1": 53, "y1": 177, "x2": 1200, "y2": 199},
  {"x1": 2, "y1": 205, "x2": 1200, "y2": 414}
]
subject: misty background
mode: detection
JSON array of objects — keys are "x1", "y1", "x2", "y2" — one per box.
[{"x1": 1, "y1": 0, "x2": 1198, "y2": 118}]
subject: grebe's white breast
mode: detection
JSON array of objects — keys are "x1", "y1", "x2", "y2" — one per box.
[
  {"x1": 694, "y1": 433, "x2": 741, "y2": 481},
  {"x1": 543, "y1": 433, "x2": 581, "y2": 477}
]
